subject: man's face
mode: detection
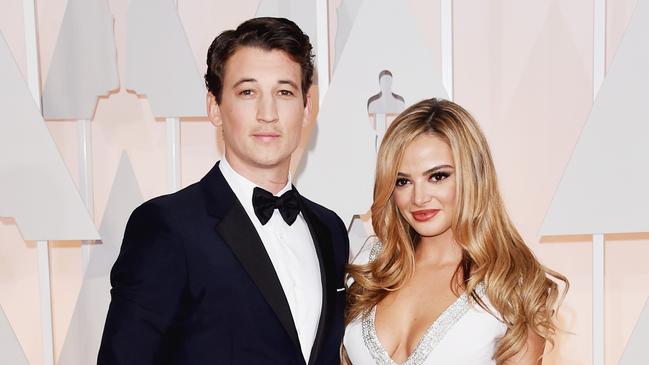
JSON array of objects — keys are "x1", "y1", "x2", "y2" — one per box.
[{"x1": 208, "y1": 46, "x2": 310, "y2": 174}]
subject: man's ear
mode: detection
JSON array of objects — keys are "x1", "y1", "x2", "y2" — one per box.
[
  {"x1": 207, "y1": 92, "x2": 222, "y2": 127},
  {"x1": 302, "y1": 92, "x2": 312, "y2": 127}
]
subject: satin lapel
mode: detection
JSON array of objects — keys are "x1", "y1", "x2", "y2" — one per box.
[
  {"x1": 300, "y1": 200, "x2": 337, "y2": 365},
  {"x1": 210, "y1": 176, "x2": 301, "y2": 352}
]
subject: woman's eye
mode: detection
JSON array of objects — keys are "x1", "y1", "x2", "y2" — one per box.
[
  {"x1": 395, "y1": 178, "x2": 410, "y2": 187},
  {"x1": 430, "y1": 172, "x2": 450, "y2": 182}
]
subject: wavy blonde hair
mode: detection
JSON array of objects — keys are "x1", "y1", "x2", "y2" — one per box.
[{"x1": 345, "y1": 98, "x2": 568, "y2": 363}]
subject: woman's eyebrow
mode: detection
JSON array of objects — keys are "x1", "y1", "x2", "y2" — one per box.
[{"x1": 422, "y1": 164, "x2": 454, "y2": 176}]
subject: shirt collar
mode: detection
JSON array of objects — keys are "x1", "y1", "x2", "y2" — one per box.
[{"x1": 219, "y1": 157, "x2": 292, "y2": 222}]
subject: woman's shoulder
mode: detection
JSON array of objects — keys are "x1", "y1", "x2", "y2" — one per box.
[
  {"x1": 350, "y1": 237, "x2": 383, "y2": 266},
  {"x1": 468, "y1": 283, "x2": 506, "y2": 324}
]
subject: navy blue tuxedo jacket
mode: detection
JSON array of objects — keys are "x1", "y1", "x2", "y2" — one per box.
[{"x1": 98, "y1": 162, "x2": 349, "y2": 364}]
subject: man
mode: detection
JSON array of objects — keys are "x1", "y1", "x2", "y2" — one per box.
[{"x1": 98, "y1": 17, "x2": 349, "y2": 364}]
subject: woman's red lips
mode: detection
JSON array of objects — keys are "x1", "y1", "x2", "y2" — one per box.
[{"x1": 411, "y1": 209, "x2": 440, "y2": 222}]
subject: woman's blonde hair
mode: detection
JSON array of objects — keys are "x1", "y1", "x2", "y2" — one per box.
[{"x1": 345, "y1": 98, "x2": 567, "y2": 363}]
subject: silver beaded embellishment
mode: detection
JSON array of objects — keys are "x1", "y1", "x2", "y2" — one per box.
[
  {"x1": 368, "y1": 240, "x2": 382, "y2": 262},
  {"x1": 361, "y1": 240, "x2": 485, "y2": 364}
]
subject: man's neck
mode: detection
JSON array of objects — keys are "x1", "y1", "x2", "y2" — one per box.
[{"x1": 224, "y1": 155, "x2": 290, "y2": 195}]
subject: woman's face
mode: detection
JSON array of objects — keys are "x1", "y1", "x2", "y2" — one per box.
[{"x1": 392, "y1": 133, "x2": 456, "y2": 239}]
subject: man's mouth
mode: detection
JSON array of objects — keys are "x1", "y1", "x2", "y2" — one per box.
[{"x1": 252, "y1": 132, "x2": 281, "y2": 142}]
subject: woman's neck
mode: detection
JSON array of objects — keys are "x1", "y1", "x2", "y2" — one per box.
[{"x1": 414, "y1": 229, "x2": 463, "y2": 267}]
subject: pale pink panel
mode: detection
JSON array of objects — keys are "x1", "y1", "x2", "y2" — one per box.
[
  {"x1": 0, "y1": 222, "x2": 41, "y2": 365},
  {"x1": 455, "y1": 1, "x2": 593, "y2": 363},
  {"x1": 606, "y1": 0, "x2": 639, "y2": 71},
  {"x1": 0, "y1": 0, "x2": 27, "y2": 81}
]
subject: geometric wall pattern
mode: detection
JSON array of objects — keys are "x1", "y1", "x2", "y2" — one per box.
[
  {"x1": 296, "y1": 0, "x2": 447, "y2": 226},
  {"x1": 0, "y1": 33, "x2": 99, "y2": 241},
  {"x1": 42, "y1": 0, "x2": 119, "y2": 120},
  {"x1": 126, "y1": 0, "x2": 205, "y2": 117},
  {"x1": 332, "y1": 0, "x2": 362, "y2": 72},
  {"x1": 619, "y1": 297, "x2": 649, "y2": 364},
  {"x1": 541, "y1": 0, "x2": 649, "y2": 236},
  {"x1": 0, "y1": 304, "x2": 28, "y2": 365},
  {"x1": 57, "y1": 153, "x2": 142, "y2": 365}
]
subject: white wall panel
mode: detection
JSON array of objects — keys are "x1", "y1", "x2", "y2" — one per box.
[
  {"x1": 541, "y1": 0, "x2": 649, "y2": 235},
  {"x1": 126, "y1": 0, "x2": 205, "y2": 117},
  {"x1": 42, "y1": 0, "x2": 118, "y2": 120},
  {"x1": 0, "y1": 33, "x2": 99, "y2": 241},
  {"x1": 297, "y1": 0, "x2": 446, "y2": 226}
]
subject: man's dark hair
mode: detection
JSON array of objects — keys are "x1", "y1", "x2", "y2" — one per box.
[{"x1": 205, "y1": 17, "x2": 314, "y2": 106}]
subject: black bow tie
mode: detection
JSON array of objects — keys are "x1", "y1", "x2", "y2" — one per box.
[{"x1": 252, "y1": 187, "x2": 301, "y2": 225}]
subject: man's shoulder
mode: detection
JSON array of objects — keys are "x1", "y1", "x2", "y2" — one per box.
[
  {"x1": 146, "y1": 181, "x2": 203, "y2": 206},
  {"x1": 299, "y1": 194, "x2": 350, "y2": 259},
  {"x1": 132, "y1": 181, "x2": 206, "y2": 221},
  {"x1": 299, "y1": 194, "x2": 345, "y2": 229}
]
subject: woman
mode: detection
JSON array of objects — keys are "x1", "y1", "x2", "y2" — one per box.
[{"x1": 343, "y1": 98, "x2": 567, "y2": 364}]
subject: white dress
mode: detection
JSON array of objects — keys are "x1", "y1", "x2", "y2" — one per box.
[{"x1": 343, "y1": 242, "x2": 507, "y2": 365}]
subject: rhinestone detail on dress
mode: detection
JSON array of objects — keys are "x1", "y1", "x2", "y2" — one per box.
[{"x1": 368, "y1": 240, "x2": 382, "y2": 261}]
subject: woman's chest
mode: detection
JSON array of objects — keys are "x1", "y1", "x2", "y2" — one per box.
[{"x1": 344, "y1": 303, "x2": 506, "y2": 365}]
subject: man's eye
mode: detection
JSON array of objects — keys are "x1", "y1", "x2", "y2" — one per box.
[
  {"x1": 430, "y1": 172, "x2": 450, "y2": 182},
  {"x1": 395, "y1": 178, "x2": 409, "y2": 187},
  {"x1": 279, "y1": 90, "x2": 294, "y2": 96},
  {"x1": 239, "y1": 89, "x2": 253, "y2": 96}
]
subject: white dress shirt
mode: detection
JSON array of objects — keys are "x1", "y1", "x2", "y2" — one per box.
[{"x1": 219, "y1": 158, "x2": 322, "y2": 362}]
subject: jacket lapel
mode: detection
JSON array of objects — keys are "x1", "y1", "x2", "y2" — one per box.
[
  {"x1": 200, "y1": 162, "x2": 301, "y2": 352},
  {"x1": 298, "y1": 195, "x2": 337, "y2": 365}
]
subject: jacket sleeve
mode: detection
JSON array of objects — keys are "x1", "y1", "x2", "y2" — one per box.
[
  {"x1": 98, "y1": 201, "x2": 186, "y2": 364},
  {"x1": 340, "y1": 217, "x2": 350, "y2": 267}
]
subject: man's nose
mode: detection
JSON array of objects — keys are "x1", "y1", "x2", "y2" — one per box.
[{"x1": 257, "y1": 94, "x2": 279, "y2": 123}]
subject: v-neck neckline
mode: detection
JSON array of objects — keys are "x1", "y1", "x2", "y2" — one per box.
[{"x1": 361, "y1": 284, "x2": 484, "y2": 365}]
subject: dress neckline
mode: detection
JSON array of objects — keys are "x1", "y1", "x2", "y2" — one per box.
[{"x1": 361, "y1": 283, "x2": 485, "y2": 365}]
